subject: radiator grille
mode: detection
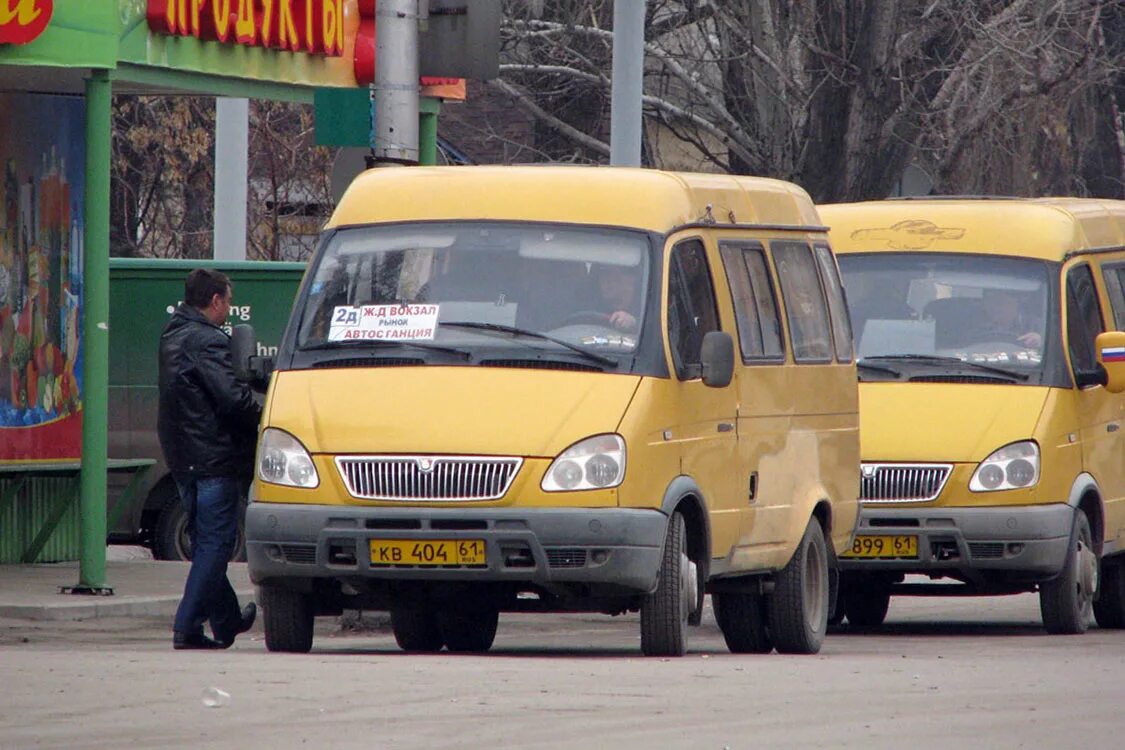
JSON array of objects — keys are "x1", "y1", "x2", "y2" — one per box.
[
  {"x1": 860, "y1": 463, "x2": 951, "y2": 503},
  {"x1": 337, "y1": 455, "x2": 522, "y2": 501}
]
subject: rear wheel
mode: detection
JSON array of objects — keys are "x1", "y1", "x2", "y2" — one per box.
[
  {"x1": 261, "y1": 587, "x2": 315, "y2": 653},
  {"x1": 437, "y1": 604, "x2": 499, "y2": 653},
  {"x1": 640, "y1": 512, "x2": 696, "y2": 657},
  {"x1": 1093, "y1": 558, "x2": 1125, "y2": 629},
  {"x1": 391, "y1": 608, "x2": 445, "y2": 652},
  {"x1": 713, "y1": 591, "x2": 772, "y2": 654},
  {"x1": 1040, "y1": 510, "x2": 1096, "y2": 634},
  {"x1": 768, "y1": 516, "x2": 829, "y2": 654}
]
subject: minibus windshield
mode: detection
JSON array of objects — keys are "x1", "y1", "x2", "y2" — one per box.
[
  {"x1": 838, "y1": 253, "x2": 1056, "y2": 382},
  {"x1": 296, "y1": 222, "x2": 651, "y2": 360}
]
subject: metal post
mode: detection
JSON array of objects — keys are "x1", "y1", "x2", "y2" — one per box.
[
  {"x1": 372, "y1": 0, "x2": 420, "y2": 166},
  {"x1": 75, "y1": 69, "x2": 112, "y2": 594},
  {"x1": 419, "y1": 100, "x2": 439, "y2": 166},
  {"x1": 610, "y1": 0, "x2": 646, "y2": 167},
  {"x1": 213, "y1": 98, "x2": 249, "y2": 261}
]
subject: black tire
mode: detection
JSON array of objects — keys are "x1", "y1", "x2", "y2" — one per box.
[
  {"x1": 768, "y1": 516, "x2": 830, "y2": 654},
  {"x1": 1093, "y1": 558, "x2": 1125, "y2": 629},
  {"x1": 261, "y1": 587, "x2": 315, "y2": 653},
  {"x1": 391, "y1": 608, "x2": 445, "y2": 652},
  {"x1": 437, "y1": 604, "x2": 499, "y2": 653},
  {"x1": 640, "y1": 512, "x2": 695, "y2": 657},
  {"x1": 152, "y1": 492, "x2": 247, "y2": 563},
  {"x1": 1040, "y1": 510, "x2": 1096, "y2": 635},
  {"x1": 843, "y1": 582, "x2": 891, "y2": 628},
  {"x1": 713, "y1": 591, "x2": 772, "y2": 654}
]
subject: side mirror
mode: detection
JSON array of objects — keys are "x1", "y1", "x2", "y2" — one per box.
[
  {"x1": 1095, "y1": 331, "x2": 1125, "y2": 394},
  {"x1": 700, "y1": 331, "x2": 735, "y2": 388},
  {"x1": 231, "y1": 324, "x2": 257, "y2": 381},
  {"x1": 231, "y1": 324, "x2": 274, "y2": 391}
]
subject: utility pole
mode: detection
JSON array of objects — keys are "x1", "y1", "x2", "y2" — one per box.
[
  {"x1": 372, "y1": 0, "x2": 421, "y2": 166},
  {"x1": 610, "y1": 0, "x2": 646, "y2": 167},
  {"x1": 213, "y1": 98, "x2": 249, "y2": 260}
]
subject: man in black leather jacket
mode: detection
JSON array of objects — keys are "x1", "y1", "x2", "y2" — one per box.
[{"x1": 159, "y1": 268, "x2": 261, "y2": 650}]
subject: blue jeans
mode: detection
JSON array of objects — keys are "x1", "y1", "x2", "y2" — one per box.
[{"x1": 172, "y1": 475, "x2": 243, "y2": 643}]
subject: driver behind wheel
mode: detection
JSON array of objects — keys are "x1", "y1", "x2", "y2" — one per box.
[
  {"x1": 972, "y1": 289, "x2": 1042, "y2": 349},
  {"x1": 595, "y1": 264, "x2": 640, "y2": 333}
]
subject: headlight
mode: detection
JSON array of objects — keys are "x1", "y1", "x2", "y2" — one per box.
[
  {"x1": 541, "y1": 434, "x2": 626, "y2": 492},
  {"x1": 257, "y1": 428, "x2": 320, "y2": 489},
  {"x1": 969, "y1": 441, "x2": 1039, "y2": 492}
]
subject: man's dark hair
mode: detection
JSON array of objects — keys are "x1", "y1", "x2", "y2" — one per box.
[{"x1": 185, "y1": 268, "x2": 232, "y2": 309}]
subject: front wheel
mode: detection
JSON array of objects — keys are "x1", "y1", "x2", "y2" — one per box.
[
  {"x1": 842, "y1": 576, "x2": 891, "y2": 628},
  {"x1": 640, "y1": 511, "x2": 696, "y2": 657},
  {"x1": 1040, "y1": 510, "x2": 1096, "y2": 634},
  {"x1": 1093, "y1": 558, "x2": 1125, "y2": 629},
  {"x1": 768, "y1": 516, "x2": 829, "y2": 654},
  {"x1": 261, "y1": 587, "x2": 315, "y2": 653}
]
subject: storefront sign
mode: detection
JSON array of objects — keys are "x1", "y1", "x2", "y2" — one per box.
[
  {"x1": 147, "y1": 0, "x2": 345, "y2": 56},
  {"x1": 0, "y1": 0, "x2": 53, "y2": 45}
]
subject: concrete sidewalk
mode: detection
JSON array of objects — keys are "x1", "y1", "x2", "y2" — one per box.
[{"x1": 0, "y1": 548, "x2": 253, "y2": 621}]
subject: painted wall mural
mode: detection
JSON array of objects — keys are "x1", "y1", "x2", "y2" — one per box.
[{"x1": 0, "y1": 92, "x2": 84, "y2": 461}]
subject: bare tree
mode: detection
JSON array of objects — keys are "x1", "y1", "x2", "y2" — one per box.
[{"x1": 496, "y1": 0, "x2": 1125, "y2": 200}]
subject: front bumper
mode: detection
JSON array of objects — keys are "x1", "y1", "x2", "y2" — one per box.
[
  {"x1": 838, "y1": 503, "x2": 1074, "y2": 579},
  {"x1": 246, "y1": 502, "x2": 668, "y2": 593}
]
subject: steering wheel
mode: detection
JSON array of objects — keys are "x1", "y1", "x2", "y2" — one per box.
[
  {"x1": 972, "y1": 329, "x2": 1025, "y2": 345},
  {"x1": 556, "y1": 310, "x2": 613, "y2": 327}
]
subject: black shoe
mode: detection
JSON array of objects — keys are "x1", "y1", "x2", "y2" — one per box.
[
  {"x1": 218, "y1": 602, "x2": 258, "y2": 648},
  {"x1": 173, "y1": 631, "x2": 225, "y2": 650},
  {"x1": 237, "y1": 602, "x2": 257, "y2": 635}
]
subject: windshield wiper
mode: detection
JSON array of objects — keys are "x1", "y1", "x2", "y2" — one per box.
[
  {"x1": 440, "y1": 321, "x2": 618, "y2": 368},
  {"x1": 856, "y1": 360, "x2": 901, "y2": 377},
  {"x1": 862, "y1": 354, "x2": 1029, "y2": 381},
  {"x1": 301, "y1": 339, "x2": 471, "y2": 360}
]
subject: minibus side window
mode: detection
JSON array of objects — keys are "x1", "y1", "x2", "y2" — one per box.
[
  {"x1": 719, "y1": 242, "x2": 784, "y2": 361},
  {"x1": 1102, "y1": 262, "x2": 1125, "y2": 331},
  {"x1": 813, "y1": 244, "x2": 855, "y2": 363},
  {"x1": 773, "y1": 241, "x2": 833, "y2": 363},
  {"x1": 1066, "y1": 264, "x2": 1105, "y2": 376},
  {"x1": 667, "y1": 240, "x2": 721, "y2": 379}
]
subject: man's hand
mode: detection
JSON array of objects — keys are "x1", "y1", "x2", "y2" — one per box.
[{"x1": 1018, "y1": 331, "x2": 1042, "y2": 348}]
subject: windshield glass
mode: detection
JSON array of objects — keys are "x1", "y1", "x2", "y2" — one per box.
[
  {"x1": 297, "y1": 222, "x2": 650, "y2": 358},
  {"x1": 838, "y1": 253, "x2": 1055, "y2": 380}
]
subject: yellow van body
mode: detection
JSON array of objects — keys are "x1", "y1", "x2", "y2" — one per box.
[
  {"x1": 822, "y1": 198, "x2": 1125, "y2": 633},
  {"x1": 246, "y1": 166, "x2": 859, "y2": 656}
]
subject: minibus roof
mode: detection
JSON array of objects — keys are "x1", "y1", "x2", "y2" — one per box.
[
  {"x1": 327, "y1": 165, "x2": 823, "y2": 234},
  {"x1": 820, "y1": 197, "x2": 1125, "y2": 261}
]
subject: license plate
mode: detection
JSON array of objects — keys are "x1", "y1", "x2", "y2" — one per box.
[
  {"x1": 369, "y1": 539, "x2": 486, "y2": 566},
  {"x1": 841, "y1": 534, "x2": 918, "y2": 559}
]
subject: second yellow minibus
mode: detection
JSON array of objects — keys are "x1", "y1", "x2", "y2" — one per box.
[{"x1": 822, "y1": 197, "x2": 1125, "y2": 633}]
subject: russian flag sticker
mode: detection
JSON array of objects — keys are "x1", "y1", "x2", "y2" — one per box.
[{"x1": 1101, "y1": 346, "x2": 1125, "y2": 363}]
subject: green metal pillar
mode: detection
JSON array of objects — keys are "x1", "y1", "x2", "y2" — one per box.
[
  {"x1": 75, "y1": 69, "x2": 112, "y2": 594},
  {"x1": 418, "y1": 98, "x2": 440, "y2": 166}
]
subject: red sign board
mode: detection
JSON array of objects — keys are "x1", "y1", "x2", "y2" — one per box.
[
  {"x1": 147, "y1": 0, "x2": 346, "y2": 56},
  {"x1": 0, "y1": 0, "x2": 53, "y2": 45}
]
